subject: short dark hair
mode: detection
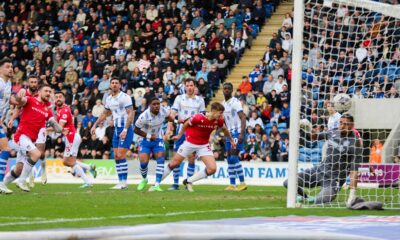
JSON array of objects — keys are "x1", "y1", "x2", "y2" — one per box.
[
  {"x1": 111, "y1": 76, "x2": 121, "y2": 82},
  {"x1": 223, "y1": 82, "x2": 233, "y2": 88},
  {"x1": 184, "y1": 78, "x2": 195, "y2": 85},
  {"x1": 341, "y1": 113, "x2": 354, "y2": 123},
  {"x1": 27, "y1": 74, "x2": 38, "y2": 80},
  {"x1": 210, "y1": 102, "x2": 225, "y2": 112},
  {"x1": 150, "y1": 97, "x2": 160, "y2": 103},
  {"x1": 0, "y1": 57, "x2": 12, "y2": 67},
  {"x1": 55, "y1": 91, "x2": 65, "y2": 96},
  {"x1": 39, "y1": 84, "x2": 51, "y2": 90}
]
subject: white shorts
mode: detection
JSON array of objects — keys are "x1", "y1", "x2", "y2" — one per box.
[
  {"x1": 35, "y1": 128, "x2": 47, "y2": 144},
  {"x1": 177, "y1": 141, "x2": 213, "y2": 159},
  {"x1": 19, "y1": 134, "x2": 38, "y2": 153},
  {"x1": 64, "y1": 133, "x2": 82, "y2": 157}
]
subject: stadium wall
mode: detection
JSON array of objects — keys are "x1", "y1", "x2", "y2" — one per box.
[{"x1": 7, "y1": 159, "x2": 313, "y2": 186}]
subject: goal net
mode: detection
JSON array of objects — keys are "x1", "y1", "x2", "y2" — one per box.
[{"x1": 287, "y1": 0, "x2": 400, "y2": 208}]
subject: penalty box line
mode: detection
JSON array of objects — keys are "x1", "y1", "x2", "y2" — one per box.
[{"x1": 0, "y1": 206, "x2": 284, "y2": 227}]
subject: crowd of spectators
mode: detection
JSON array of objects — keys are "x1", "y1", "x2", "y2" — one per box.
[
  {"x1": 0, "y1": 0, "x2": 284, "y2": 160},
  {"x1": 236, "y1": 0, "x2": 400, "y2": 163}
]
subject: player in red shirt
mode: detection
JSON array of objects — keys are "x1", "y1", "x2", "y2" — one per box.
[
  {"x1": 55, "y1": 91, "x2": 97, "y2": 188},
  {"x1": 7, "y1": 75, "x2": 49, "y2": 187},
  {"x1": 162, "y1": 102, "x2": 236, "y2": 192},
  {"x1": 5, "y1": 85, "x2": 63, "y2": 192}
]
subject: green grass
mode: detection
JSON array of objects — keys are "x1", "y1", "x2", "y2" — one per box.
[{"x1": 0, "y1": 184, "x2": 398, "y2": 231}]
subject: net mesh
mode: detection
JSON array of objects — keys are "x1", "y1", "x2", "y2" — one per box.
[{"x1": 296, "y1": 0, "x2": 400, "y2": 208}]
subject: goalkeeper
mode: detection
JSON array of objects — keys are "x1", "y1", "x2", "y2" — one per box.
[{"x1": 283, "y1": 114, "x2": 361, "y2": 206}]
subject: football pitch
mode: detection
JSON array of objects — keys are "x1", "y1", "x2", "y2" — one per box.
[{"x1": 0, "y1": 184, "x2": 398, "y2": 232}]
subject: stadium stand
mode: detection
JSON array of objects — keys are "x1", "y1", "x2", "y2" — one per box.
[
  {"x1": 241, "y1": 0, "x2": 400, "y2": 163},
  {"x1": 0, "y1": 0, "x2": 286, "y2": 161}
]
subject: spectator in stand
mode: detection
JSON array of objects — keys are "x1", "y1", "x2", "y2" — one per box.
[
  {"x1": 249, "y1": 65, "x2": 262, "y2": 88},
  {"x1": 369, "y1": 139, "x2": 383, "y2": 164},
  {"x1": 82, "y1": 109, "x2": 97, "y2": 128},
  {"x1": 238, "y1": 76, "x2": 252, "y2": 95},
  {"x1": 274, "y1": 75, "x2": 287, "y2": 94},
  {"x1": 248, "y1": 111, "x2": 264, "y2": 129},
  {"x1": 271, "y1": 63, "x2": 285, "y2": 82}
]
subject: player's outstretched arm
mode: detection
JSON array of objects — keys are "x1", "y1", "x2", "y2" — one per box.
[
  {"x1": 48, "y1": 118, "x2": 63, "y2": 133},
  {"x1": 14, "y1": 89, "x2": 27, "y2": 107},
  {"x1": 346, "y1": 140, "x2": 362, "y2": 208},
  {"x1": 165, "y1": 111, "x2": 176, "y2": 139},
  {"x1": 91, "y1": 109, "x2": 112, "y2": 135},
  {"x1": 7, "y1": 105, "x2": 21, "y2": 128},
  {"x1": 172, "y1": 120, "x2": 190, "y2": 141},
  {"x1": 222, "y1": 124, "x2": 236, "y2": 149}
]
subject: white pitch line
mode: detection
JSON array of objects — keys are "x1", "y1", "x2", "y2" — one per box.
[{"x1": 0, "y1": 207, "x2": 284, "y2": 227}]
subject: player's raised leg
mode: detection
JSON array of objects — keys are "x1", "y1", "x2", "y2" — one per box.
[
  {"x1": 168, "y1": 78, "x2": 206, "y2": 190},
  {"x1": 184, "y1": 155, "x2": 217, "y2": 192}
]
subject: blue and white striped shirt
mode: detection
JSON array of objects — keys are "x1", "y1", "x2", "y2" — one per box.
[
  {"x1": 135, "y1": 106, "x2": 170, "y2": 139},
  {"x1": 104, "y1": 92, "x2": 133, "y2": 128},
  {"x1": 0, "y1": 77, "x2": 11, "y2": 118},
  {"x1": 172, "y1": 94, "x2": 205, "y2": 131}
]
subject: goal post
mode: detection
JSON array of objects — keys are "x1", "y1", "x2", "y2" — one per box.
[
  {"x1": 288, "y1": 0, "x2": 400, "y2": 209},
  {"x1": 287, "y1": 0, "x2": 305, "y2": 208}
]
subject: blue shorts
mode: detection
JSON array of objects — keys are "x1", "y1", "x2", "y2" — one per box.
[
  {"x1": 173, "y1": 133, "x2": 186, "y2": 152},
  {"x1": 0, "y1": 128, "x2": 6, "y2": 139},
  {"x1": 225, "y1": 130, "x2": 245, "y2": 152},
  {"x1": 139, "y1": 138, "x2": 165, "y2": 155},
  {"x1": 112, "y1": 126, "x2": 134, "y2": 149}
]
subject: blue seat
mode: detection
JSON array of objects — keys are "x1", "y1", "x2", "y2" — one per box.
[{"x1": 250, "y1": 24, "x2": 259, "y2": 38}]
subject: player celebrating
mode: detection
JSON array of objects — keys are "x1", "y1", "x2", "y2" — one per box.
[
  {"x1": 55, "y1": 91, "x2": 97, "y2": 188},
  {"x1": 8, "y1": 75, "x2": 49, "y2": 187},
  {"x1": 134, "y1": 98, "x2": 175, "y2": 192},
  {"x1": 5, "y1": 85, "x2": 63, "y2": 192},
  {"x1": 283, "y1": 114, "x2": 361, "y2": 205},
  {"x1": 162, "y1": 102, "x2": 236, "y2": 192},
  {"x1": 92, "y1": 77, "x2": 135, "y2": 190},
  {"x1": 222, "y1": 83, "x2": 247, "y2": 191},
  {"x1": 0, "y1": 58, "x2": 13, "y2": 194},
  {"x1": 168, "y1": 78, "x2": 205, "y2": 190}
]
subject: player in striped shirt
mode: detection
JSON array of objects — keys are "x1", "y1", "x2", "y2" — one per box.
[
  {"x1": 222, "y1": 83, "x2": 247, "y2": 191},
  {"x1": 91, "y1": 77, "x2": 135, "y2": 190},
  {"x1": 0, "y1": 58, "x2": 13, "y2": 194},
  {"x1": 134, "y1": 98, "x2": 175, "y2": 192},
  {"x1": 168, "y1": 78, "x2": 206, "y2": 190}
]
